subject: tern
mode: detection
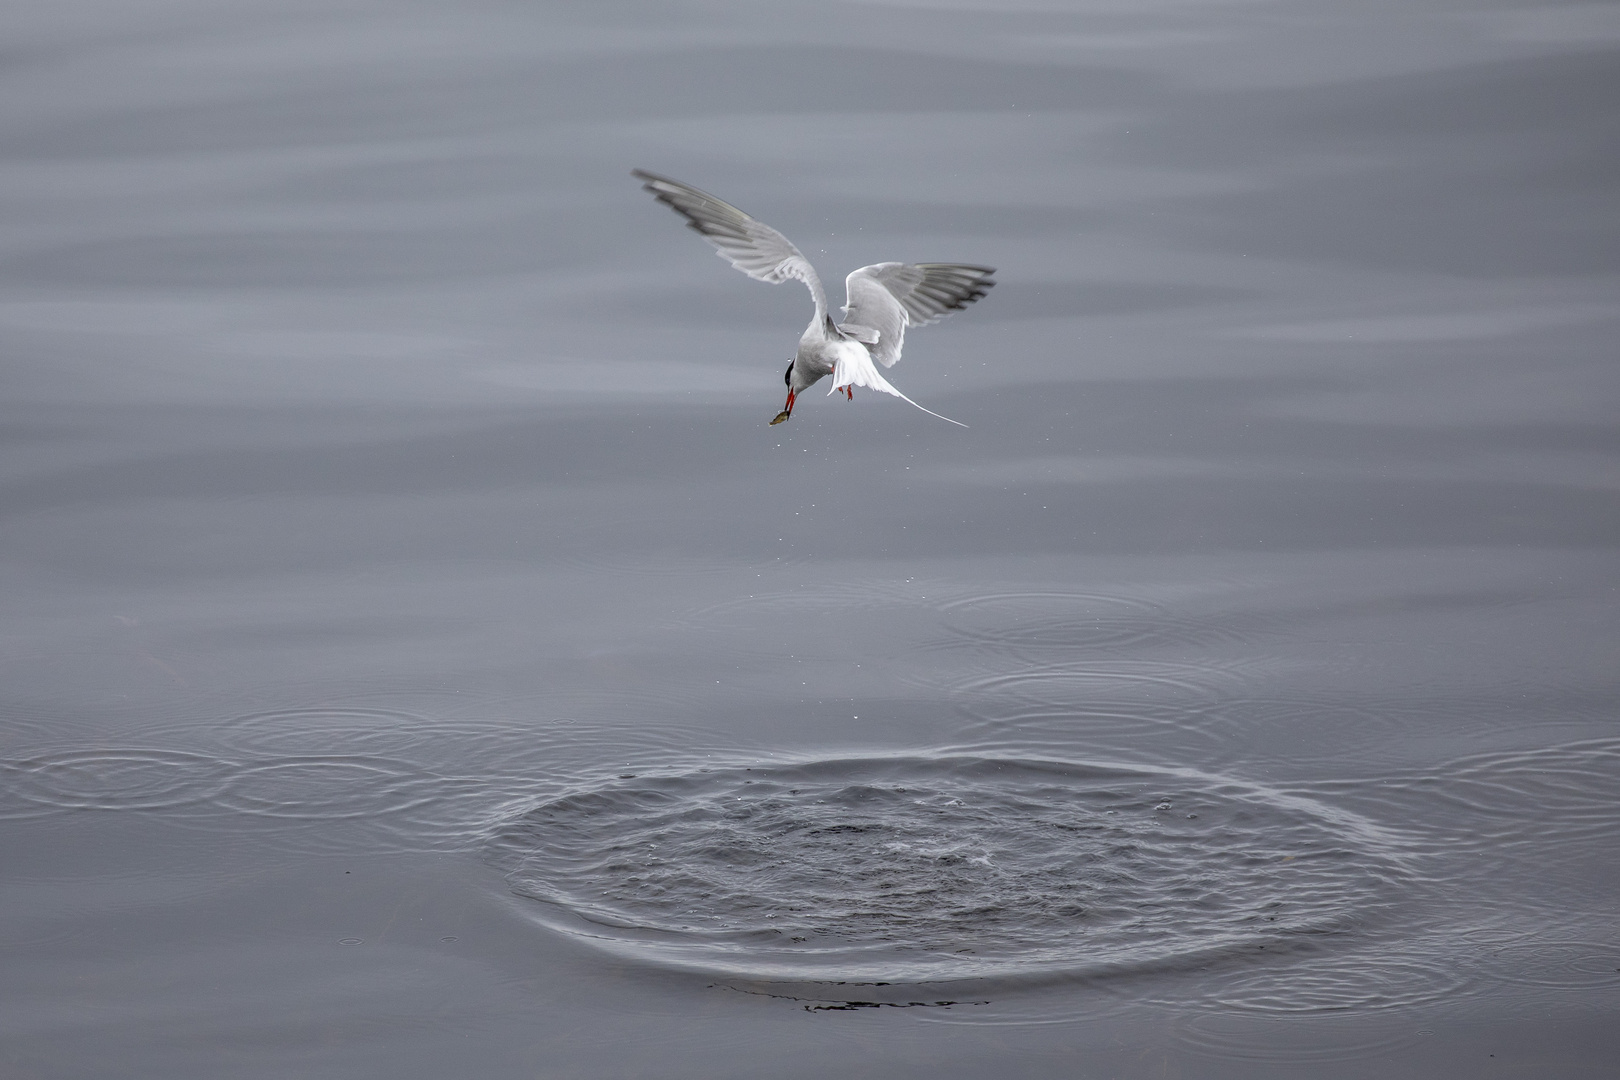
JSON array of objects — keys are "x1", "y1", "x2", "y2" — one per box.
[{"x1": 632, "y1": 170, "x2": 994, "y2": 426}]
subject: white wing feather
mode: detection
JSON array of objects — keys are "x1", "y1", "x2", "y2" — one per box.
[{"x1": 840, "y1": 262, "x2": 995, "y2": 367}]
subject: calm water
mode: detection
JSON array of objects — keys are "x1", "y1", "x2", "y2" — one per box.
[{"x1": 3, "y1": 1, "x2": 1618, "y2": 1075}]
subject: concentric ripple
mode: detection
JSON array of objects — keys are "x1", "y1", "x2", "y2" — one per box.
[
  {"x1": 1172, "y1": 1009, "x2": 1429, "y2": 1061},
  {"x1": 1475, "y1": 940, "x2": 1620, "y2": 991},
  {"x1": 487, "y1": 755, "x2": 1408, "y2": 982},
  {"x1": 1437, "y1": 737, "x2": 1620, "y2": 837},
  {"x1": 213, "y1": 756, "x2": 442, "y2": 819},
  {"x1": 1197, "y1": 950, "x2": 1470, "y2": 1012},
  {"x1": 3, "y1": 749, "x2": 232, "y2": 815},
  {"x1": 937, "y1": 590, "x2": 1257, "y2": 654},
  {"x1": 211, "y1": 706, "x2": 448, "y2": 757}
]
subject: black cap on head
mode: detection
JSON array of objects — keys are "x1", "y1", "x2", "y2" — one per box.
[{"x1": 783, "y1": 360, "x2": 794, "y2": 387}]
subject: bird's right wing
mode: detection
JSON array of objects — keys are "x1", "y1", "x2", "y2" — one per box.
[
  {"x1": 632, "y1": 169, "x2": 829, "y2": 325},
  {"x1": 840, "y1": 263, "x2": 996, "y2": 367}
]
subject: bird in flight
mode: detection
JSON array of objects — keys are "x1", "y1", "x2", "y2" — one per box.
[{"x1": 632, "y1": 170, "x2": 995, "y2": 426}]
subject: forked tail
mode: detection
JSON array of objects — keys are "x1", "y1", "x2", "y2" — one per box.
[{"x1": 829, "y1": 347, "x2": 968, "y2": 428}]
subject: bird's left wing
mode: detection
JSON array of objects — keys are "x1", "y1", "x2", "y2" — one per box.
[
  {"x1": 632, "y1": 170, "x2": 829, "y2": 325},
  {"x1": 841, "y1": 262, "x2": 995, "y2": 367}
]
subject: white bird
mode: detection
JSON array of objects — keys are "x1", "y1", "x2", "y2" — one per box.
[{"x1": 632, "y1": 170, "x2": 994, "y2": 426}]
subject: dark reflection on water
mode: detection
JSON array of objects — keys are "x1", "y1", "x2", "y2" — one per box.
[{"x1": 3, "y1": 0, "x2": 1619, "y2": 1076}]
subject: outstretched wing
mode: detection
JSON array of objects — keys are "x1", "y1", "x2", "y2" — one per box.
[
  {"x1": 830, "y1": 342, "x2": 967, "y2": 427},
  {"x1": 840, "y1": 262, "x2": 995, "y2": 367},
  {"x1": 632, "y1": 169, "x2": 828, "y2": 324}
]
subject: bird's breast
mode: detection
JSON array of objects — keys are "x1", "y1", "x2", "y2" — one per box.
[{"x1": 794, "y1": 339, "x2": 847, "y2": 377}]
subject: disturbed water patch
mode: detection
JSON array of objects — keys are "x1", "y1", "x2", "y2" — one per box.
[{"x1": 487, "y1": 755, "x2": 1408, "y2": 982}]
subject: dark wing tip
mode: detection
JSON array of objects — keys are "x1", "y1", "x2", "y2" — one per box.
[
  {"x1": 631, "y1": 169, "x2": 697, "y2": 204},
  {"x1": 630, "y1": 168, "x2": 665, "y2": 196},
  {"x1": 631, "y1": 170, "x2": 742, "y2": 237},
  {"x1": 913, "y1": 264, "x2": 996, "y2": 315}
]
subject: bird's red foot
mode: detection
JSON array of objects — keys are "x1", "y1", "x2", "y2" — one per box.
[{"x1": 844, "y1": 386, "x2": 853, "y2": 400}]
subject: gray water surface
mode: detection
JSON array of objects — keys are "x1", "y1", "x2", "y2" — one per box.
[{"x1": 3, "y1": 1, "x2": 1618, "y2": 1076}]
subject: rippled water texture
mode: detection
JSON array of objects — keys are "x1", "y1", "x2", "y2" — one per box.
[
  {"x1": 2, "y1": 0, "x2": 1618, "y2": 1076},
  {"x1": 5, "y1": 701, "x2": 1615, "y2": 1019}
]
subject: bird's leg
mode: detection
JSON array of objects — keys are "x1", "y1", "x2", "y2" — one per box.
[
  {"x1": 769, "y1": 390, "x2": 795, "y2": 426},
  {"x1": 844, "y1": 386, "x2": 853, "y2": 400}
]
